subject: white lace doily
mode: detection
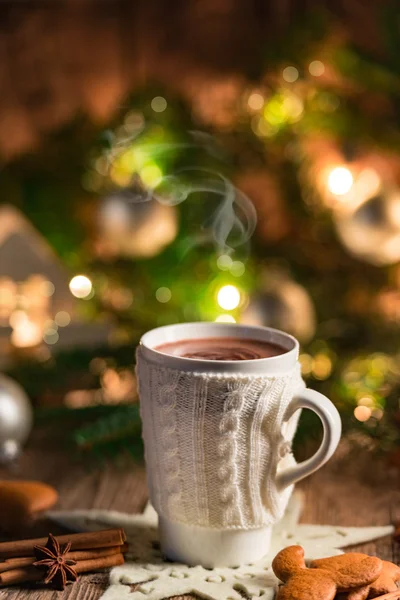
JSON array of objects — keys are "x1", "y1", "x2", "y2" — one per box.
[{"x1": 47, "y1": 493, "x2": 393, "y2": 600}]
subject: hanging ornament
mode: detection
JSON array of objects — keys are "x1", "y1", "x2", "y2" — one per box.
[
  {"x1": 0, "y1": 375, "x2": 33, "y2": 463},
  {"x1": 308, "y1": 141, "x2": 400, "y2": 265},
  {"x1": 97, "y1": 186, "x2": 178, "y2": 259},
  {"x1": 335, "y1": 185, "x2": 400, "y2": 265},
  {"x1": 241, "y1": 275, "x2": 316, "y2": 342}
]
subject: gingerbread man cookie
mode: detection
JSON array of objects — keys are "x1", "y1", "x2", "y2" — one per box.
[
  {"x1": 369, "y1": 560, "x2": 400, "y2": 597},
  {"x1": 312, "y1": 555, "x2": 400, "y2": 599},
  {"x1": 0, "y1": 481, "x2": 58, "y2": 533},
  {"x1": 272, "y1": 546, "x2": 383, "y2": 600}
]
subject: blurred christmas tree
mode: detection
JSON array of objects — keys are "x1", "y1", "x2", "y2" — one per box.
[{"x1": 1, "y1": 1, "x2": 400, "y2": 460}]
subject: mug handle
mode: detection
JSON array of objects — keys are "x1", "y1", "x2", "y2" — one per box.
[{"x1": 275, "y1": 388, "x2": 342, "y2": 490}]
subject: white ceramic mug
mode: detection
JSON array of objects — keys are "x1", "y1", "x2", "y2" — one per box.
[{"x1": 137, "y1": 322, "x2": 341, "y2": 567}]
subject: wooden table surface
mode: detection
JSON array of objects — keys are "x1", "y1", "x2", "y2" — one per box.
[{"x1": 0, "y1": 433, "x2": 399, "y2": 600}]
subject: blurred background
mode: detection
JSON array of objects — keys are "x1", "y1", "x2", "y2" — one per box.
[{"x1": 1, "y1": 0, "x2": 400, "y2": 465}]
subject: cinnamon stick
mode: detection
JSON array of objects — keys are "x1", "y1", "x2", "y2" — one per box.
[
  {"x1": 0, "y1": 567, "x2": 40, "y2": 586},
  {"x1": 0, "y1": 529, "x2": 126, "y2": 558},
  {"x1": 75, "y1": 552, "x2": 124, "y2": 573},
  {"x1": 69, "y1": 543, "x2": 128, "y2": 562},
  {"x1": 0, "y1": 543, "x2": 129, "y2": 573},
  {"x1": 0, "y1": 552, "x2": 125, "y2": 587}
]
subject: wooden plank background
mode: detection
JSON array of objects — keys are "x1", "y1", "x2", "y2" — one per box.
[
  {"x1": 0, "y1": 433, "x2": 398, "y2": 599},
  {"x1": 0, "y1": 0, "x2": 385, "y2": 161}
]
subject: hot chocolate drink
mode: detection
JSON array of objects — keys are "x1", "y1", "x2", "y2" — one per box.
[{"x1": 154, "y1": 337, "x2": 285, "y2": 361}]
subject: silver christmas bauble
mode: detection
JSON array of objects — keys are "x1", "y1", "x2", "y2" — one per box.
[
  {"x1": 241, "y1": 278, "x2": 316, "y2": 342},
  {"x1": 98, "y1": 188, "x2": 178, "y2": 258},
  {"x1": 335, "y1": 187, "x2": 400, "y2": 265},
  {"x1": 0, "y1": 375, "x2": 33, "y2": 463}
]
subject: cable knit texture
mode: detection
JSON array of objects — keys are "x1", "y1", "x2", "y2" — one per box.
[{"x1": 137, "y1": 347, "x2": 305, "y2": 530}]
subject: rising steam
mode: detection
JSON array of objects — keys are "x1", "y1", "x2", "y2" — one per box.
[{"x1": 108, "y1": 131, "x2": 257, "y2": 255}]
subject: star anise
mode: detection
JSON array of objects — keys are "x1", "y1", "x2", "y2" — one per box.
[{"x1": 33, "y1": 533, "x2": 78, "y2": 590}]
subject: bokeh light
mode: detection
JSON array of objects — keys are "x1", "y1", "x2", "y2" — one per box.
[
  {"x1": 156, "y1": 287, "x2": 172, "y2": 303},
  {"x1": 217, "y1": 254, "x2": 233, "y2": 270},
  {"x1": 299, "y1": 353, "x2": 313, "y2": 376},
  {"x1": 230, "y1": 261, "x2": 245, "y2": 277},
  {"x1": 354, "y1": 405, "x2": 372, "y2": 422},
  {"x1": 282, "y1": 66, "x2": 299, "y2": 83},
  {"x1": 140, "y1": 164, "x2": 163, "y2": 188},
  {"x1": 43, "y1": 328, "x2": 59, "y2": 345},
  {"x1": 69, "y1": 275, "x2": 93, "y2": 299},
  {"x1": 55, "y1": 311, "x2": 71, "y2": 327},
  {"x1": 327, "y1": 167, "x2": 354, "y2": 196},
  {"x1": 251, "y1": 116, "x2": 278, "y2": 137},
  {"x1": 312, "y1": 354, "x2": 333, "y2": 380},
  {"x1": 10, "y1": 312, "x2": 42, "y2": 348},
  {"x1": 309, "y1": 61, "x2": 325, "y2": 77},
  {"x1": 215, "y1": 314, "x2": 236, "y2": 323},
  {"x1": 263, "y1": 91, "x2": 304, "y2": 127},
  {"x1": 357, "y1": 396, "x2": 374, "y2": 407},
  {"x1": 372, "y1": 408, "x2": 384, "y2": 420},
  {"x1": 151, "y1": 97, "x2": 167, "y2": 112},
  {"x1": 124, "y1": 111, "x2": 145, "y2": 131},
  {"x1": 217, "y1": 285, "x2": 241, "y2": 310},
  {"x1": 247, "y1": 92, "x2": 264, "y2": 111},
  {"x1": 40, "y1": 281, "x2": 55, "y2": 297}
]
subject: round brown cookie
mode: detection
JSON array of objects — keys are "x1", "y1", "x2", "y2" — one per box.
[
  {"x1": 310, "y1": 554, "x2": 383, "y2": 591},
  {"x1": 272, "y1": 546, "x2": 383, "y2": 600},
  {"x1": 368, "y1": 560, "x2": 400, "y2": 598}
]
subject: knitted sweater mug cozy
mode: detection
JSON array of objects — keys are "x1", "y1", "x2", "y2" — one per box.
[
  {"x1": 137, "y1": 357, "x2": 304, "y2": 530},
  {"x1": 136, "y1": 322, "x2": 341, "y2": 567}
]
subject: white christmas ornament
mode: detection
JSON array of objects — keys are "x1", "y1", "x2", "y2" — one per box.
[
  {"x1": 241, "y1": 279, "x2": 316, "y2": 342},
  {"x1": 98, "y1": 191, "x2": 177, "y2": 258},
  {"x1": 0, "y1": 375, "x2": 33, "y2": 462},
  {"x1": 335, "y1": 186, "x2": 400, "y2": 265},
  {"x1": 47, "y1": 493, "x2": 393, "y2": 600}
]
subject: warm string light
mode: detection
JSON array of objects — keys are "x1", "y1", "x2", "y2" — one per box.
[
  {"x1": 2, "y1": 276, "x2": 74, "y2": 350},
  {"x1": 247, "y1": 92, "x2": 264, "y2": 111},
  {"x1": 109, "y1": 148, "x2": 163, "y2": 188},
  {"x1": 342, "y1": 354, "x2": 390, "y2": 424},
  {"x1": 217, "y1": 285, "x2": 241, "y2": 310},
  {"x1": 10, "y1": 312, "x2": 42, "y2": 348},
  {"x1": 299, "y1": 352, "x2": 333, "y2": 380},
  {"x1": 354, "y1": 405, "x2": 371, "y2": 422},
  {"x1": 69, "y1": 275, "x2": 93, "y2": 299},
  {"x1": 88, "y1": 119, "x2": 166, "y2": 193},
  {"x1": 1, "y1": 276, "x2": 61, "y2": 348},
  {"x1": 327, "y1": 166, "x2": 354, "y2": 196},
  {"x1": 215, "y1": 257, "x2": 245, "y2": 318},
  {"x1": 312, "y1": 353, "x2": 333, "y2": 379},
  {"x1": 65, "y1": 366, "x2": 136, "y2": 407}
]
